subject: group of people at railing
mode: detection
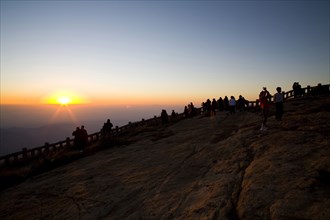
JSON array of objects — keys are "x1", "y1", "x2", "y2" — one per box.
[
  {"x1": 101, "y1": 119, "x2": 113, "y2": 137},
  {"x1": 71, "y1": 82, "x2": 329, "y2": 146},
  {"x1": 72, "y1": 125, "x2": 88, "y2": 152},
  {"x1": 179, "y1": 82, "x2": 307, "y2": 131},
  {"x1": 189, "y1": 85, "x2": 287, "y2": 131},
  {"x1": 258, "y1": 86, "x2": 284, "y2": 131},
  {"x1": 183, "y1": 102, "x2": 198, "y2": 118},
  {"x1": 71, "y1": 119, "x2": 115, "y2": 152},
  {"x1": 292, "y1": 82, "x2": 303, "y2": 98},
  {"x1": 199, "y1": 95, "x2": 249, "y2": 117}
]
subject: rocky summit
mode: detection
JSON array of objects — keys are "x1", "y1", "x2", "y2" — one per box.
[{"x1": 0, "y1": 94, "x2": 329, "y2": 220}]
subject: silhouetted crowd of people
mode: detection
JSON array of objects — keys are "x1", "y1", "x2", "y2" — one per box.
[
  {"x1": 200, "y1": 94, "x2": 248, "y2": 117},
  {"x1": 72, "y1": 119, "x2": 114, "y2": 152},
  {"x1": 183, "y1": 102, "x2": 197, "y2": 118},
  {"x1": 70, "y1": 82, "x2": 327, "y2": 149},
  {"x1": 258, "y1": 82, "x2": 325, "y2": 131},
  {"x1": 292, "y1": 82, "x2": 303, "y2": 97}
]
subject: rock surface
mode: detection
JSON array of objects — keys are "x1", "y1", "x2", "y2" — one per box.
[{"x1": 0, "y1": 95, "x2": 329, "y2": 220}]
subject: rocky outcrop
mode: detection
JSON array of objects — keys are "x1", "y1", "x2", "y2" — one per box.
[{"x1": 0, "y1": 95, "x2": 329, "y2": 219}]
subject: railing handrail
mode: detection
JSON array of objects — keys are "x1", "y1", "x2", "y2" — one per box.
[{"x1": 1, "y1": 83, "x2": 328, "y2": 164}]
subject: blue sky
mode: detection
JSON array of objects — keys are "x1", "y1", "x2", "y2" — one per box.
[{"x1": 1, "y1": 0, "x2": 329, "y2": 105}]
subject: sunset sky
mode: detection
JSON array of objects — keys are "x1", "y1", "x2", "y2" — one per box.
[{"x1": 1, "y1": 0, "x2": 329, "y2": 106}]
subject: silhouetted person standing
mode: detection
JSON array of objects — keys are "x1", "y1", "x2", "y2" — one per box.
[
  {"x1": 161, "y1": 110, "x2": 169, "y2": 124},
  {"x1": 274, "y1": 87, "x2": 284, "y2": 121},
  {"x1": 72, "y1": 127, "x2": 81, "y2": 150},
  {"x1": 184, "y1": 106, "x2": 189, "y2": 118},
  {"x1": 211, "y1": 98, "x2": 217, "y2": 116},
  {"x1": 229, "y1": 96, "x2": 236, "y2": 115},
  {"x1": 237, "y1": 95, "x2": 246, "y2": 112},
  {"x1": 259, "y1": 87, "x2": 271, "y2": 131},
  {"x1": 80, "y1": 125, "x2": 88, "y2": 151},
  {"x1": 171, "y1": 110, "x2": 177, "y2": 120},
  {"x1": 224, "y1": 96, "x2": 229, "y2": 111},
  {"x1": 218, "y1": 97, "x2": 224, "y2": 111},
  {"x1": 102, "y1": 119, "x2": 113, "y2": 137},
  {"x1": 189, "y1": 102, "x2": 196, "y2": 117}
]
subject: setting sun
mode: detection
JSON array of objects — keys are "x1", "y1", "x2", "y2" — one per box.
[
  {"x1": 57, "y1": 96, "x2": 72, "y2": 106},
  {"x1": 41, "y1": 90, "x2": 89, "y2": 105}
]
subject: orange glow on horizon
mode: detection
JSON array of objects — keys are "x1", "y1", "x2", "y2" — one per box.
[
  {"x1": 1, "y1": 89, "x2": 258, "y2": 106},
  {"x1": 0, "y1": 94, "x2": 41, "y2": 105},
  {"x1": 0, "y1": 90, "x2": 91, "y2": 105},
  {"x1": 89, "y1": 95, "x2": 192, "y2": 107},
  {"x1": 41, "y1": 90, "x2": 90, "y2": 105}
]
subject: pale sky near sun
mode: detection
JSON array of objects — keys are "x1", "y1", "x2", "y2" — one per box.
[{"x1": 1, "y1": 0, "x2": 329, "y2": 106}]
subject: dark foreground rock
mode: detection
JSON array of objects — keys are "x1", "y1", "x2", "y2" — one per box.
[{"x1": 0, "y1": 95, "x2": 329, "y2": 220}]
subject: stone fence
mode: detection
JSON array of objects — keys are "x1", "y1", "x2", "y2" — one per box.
[{"x1": 0, "y1": 83, "x2": 328, "y2": 166}]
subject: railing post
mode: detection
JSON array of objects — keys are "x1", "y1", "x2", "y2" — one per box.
[
  {"x1": 38, "y1": 148, "x2": 42, "y2": 155},
  {"x1": 31, "y1": 149, "x2": 35, "y2": 157},
  {"x1": 153, "y1": 116, "x2": 158, "y2": 125},
  {"x1": 22, "y1": 148, "x2": 28, "y2": 160},
  {"x1": 13, "y1": 154, "x2": 18, "y2": 163},
  {"x1": 44, "y1": 142, "x2": 49, "y2": 153},
  {"x1": 306, "y1": 85, "x2": 311, "y2": 94},
  {"x1": 5, "y1": 157, "x2": 10, "y2": 165},
  {"x1": 66, "y1": 137, "x2": 71, "y2": 147}
]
